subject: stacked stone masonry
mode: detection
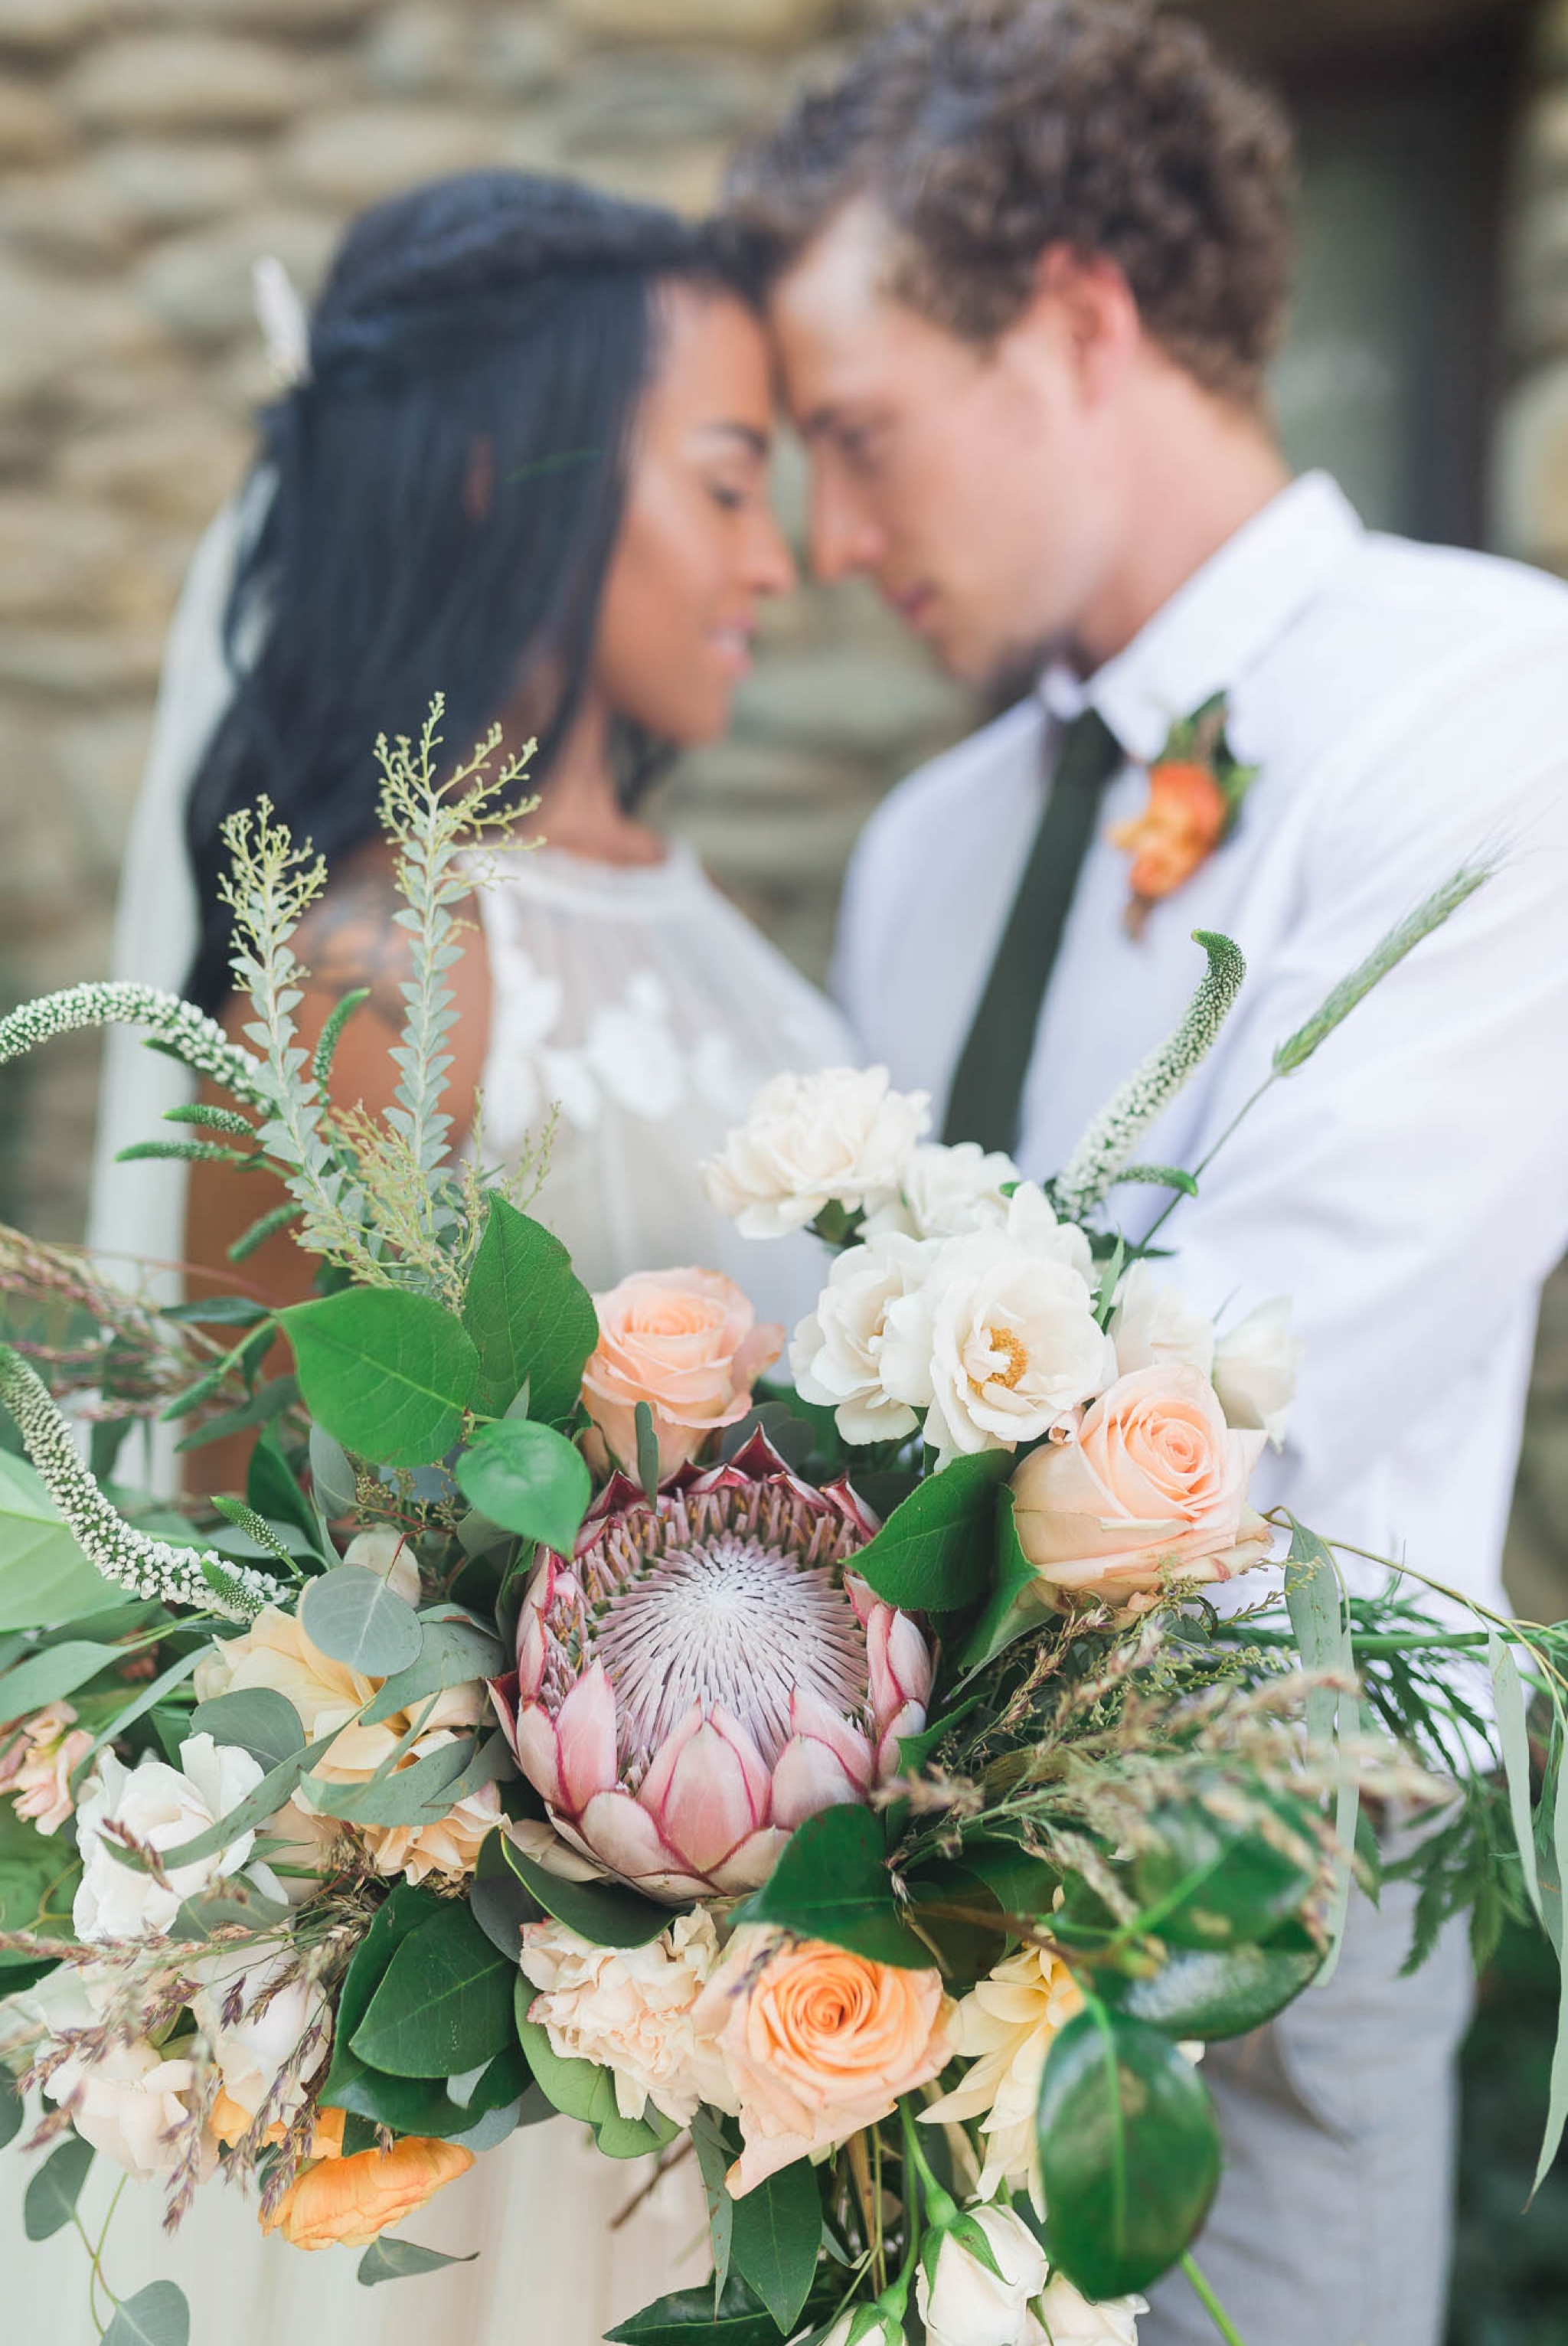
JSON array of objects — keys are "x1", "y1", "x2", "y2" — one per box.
[{"x1": 0, "y1": 0, "x2": 1563, "y2": 1612}]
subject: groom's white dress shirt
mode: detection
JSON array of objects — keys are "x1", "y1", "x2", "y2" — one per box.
[{"x1": 836, "y1": 472, "x2": 1568, "y2": 1619}]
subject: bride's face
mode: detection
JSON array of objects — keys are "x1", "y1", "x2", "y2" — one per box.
[{"x1": 593, "y1": 284, "x2": 795, "y2": 745}]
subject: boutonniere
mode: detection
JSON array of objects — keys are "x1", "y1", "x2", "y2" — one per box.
[{"x1": 1110, "y1": 690, "x2": 1258, "y2": 938}]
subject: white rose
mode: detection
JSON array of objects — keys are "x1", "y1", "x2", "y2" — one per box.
[
  {"x1": 791, "y1": 1230, "x2": 939, "y2": 1444},
  {"x1": 341, "y1": 1525, "x2": 421, "y2": 1607},
  {"x1": 73, "y1": 1734, "x2": 277, "y2": 1942},
  {"x1": 917, "y1": 2204, "x2": 1047, "y2": 2346},
  {"x1": 0, "y1": 1958, "x2": 109, "y2": 2062},
  {"x1": 1027, "y1": 2276, "x2": 1146, "y2": 2345},
  {"x1": 883, "y1": 1194, "x2": 1114, "y2": 1464},
  {"x1": 863, "y1": 1142, "x2": 1021, "y2": 1243},
  {"x1": 702, "y1": 1067, "x2": 930, "y2": 1240},
  {"x1": 190, "y1": 1945, "x2": 332, "y2": 2126},
  {"x1": 1212, "y1": 1298, "x2": 1301, "y2": 1450},
  {"x1": 519, "y1": 1907, "x2": 732, "y2": 2126},
  {"x1": 44, "y1": 2038, "x2": 207, "y2": 2183},
  {"x1": 1108, "y1": 1260, "x2": 1215, "y2": 1382}
]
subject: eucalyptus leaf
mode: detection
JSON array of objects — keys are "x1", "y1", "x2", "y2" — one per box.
[
  {"x1": 1531, "y1": 1719, "x2": 1568, "y2": 2197},
  {"x1": 1037, "y1": 2005, "x2": 1221, "y2": 2298},
  {"x1": 188, "y1": 1687, "x2": 304, "y2": 1775},
  {"x1": 729, "y1": 2157, "x2": 822, "y2": 2334},
  {"x1": 0, "y1": 1639, "x2": 131, "y2": 1716},
  {"x1": 100, "y1": 2281, "x2": 191, "y2": 2346},
  {"x1": 280, "y1": 1289, "x2": 478, "y2": 1467},
  {"x1": 360, "y1": 1615, "x2": 505, "y2": 1725},
  {"x1": 689, "y1": 2109, "x2": 734, "y2": 2300},
  {"x1": 298, "y1": 1735, "x2": 475, "y2": 1828},
  {"x1": 0, "y1": 2068, "x2": 21, "y2": 2150},
  {"x1": 309, "y1": 1423, "x2": 358, "y2": 1521},
  {"x1": 462, "y1": 1196, "x2": 599, "y2": 1425},
  {"x1": 1285, "y1": 1518, "x2": 1359, "y2": 1978},
  {"x1": 352, "y1": 1899, "x2": 517, "y2": 2078},
  {"x1": 358, "y1": 2239, "x2": 479, "y2": 2287},
  {"x1": 740, "y1": 1802, "x2": 929, "y2": 1969},
  {"x1": 851, "y1": 1448, "x2": 1009, "y2": 1613},
  {"x1": 455, "y1": 1419, "x2": 590, "y2": 1557},
  {"x1": 24, "y1": 2134, "x2": 94, "y2": 2240},
  {"x1": 299, "y1": 1565, "x2": 423, "y2": 1677},
  {"x1": 1488, "y1": 1629, "x2": 1544, "y2": 1929}
]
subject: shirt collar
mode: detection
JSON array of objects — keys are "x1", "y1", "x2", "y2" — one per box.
[{"x1": 1039, "y1": 471, "x2": 1363, "y2": 763}]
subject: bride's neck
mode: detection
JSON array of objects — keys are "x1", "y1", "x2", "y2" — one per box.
[{"x1": 506, "y1": 690, "x2": 667, "y2": 868}]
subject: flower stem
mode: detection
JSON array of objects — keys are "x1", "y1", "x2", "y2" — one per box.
[{"x1": 1180, "y1": 2250, "x2": 1248, "y2": 2346}]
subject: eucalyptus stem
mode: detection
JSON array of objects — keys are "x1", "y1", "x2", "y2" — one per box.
[{"x1": 1180, "y1": 2250, "x2": 1248, "y2": 2346}]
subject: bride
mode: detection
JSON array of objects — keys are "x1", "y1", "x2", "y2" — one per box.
[{"x1": 14, "y1": 171, "x2": 856, "y2": 2344}]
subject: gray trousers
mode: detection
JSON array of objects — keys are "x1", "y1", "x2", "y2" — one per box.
[{"x1": 1142, "y1": 1870, "x2": 1475, "y2": 2346}]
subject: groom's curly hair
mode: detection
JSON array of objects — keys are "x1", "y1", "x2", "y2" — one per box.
[{"x1": 724, "y1": 0, "x2": 1293, "y2": 407}]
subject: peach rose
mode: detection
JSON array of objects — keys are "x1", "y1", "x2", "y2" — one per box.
[
  {"x1": 1010, "y1": 1362, "x2": 1272, "y2": 1611},
  {"x1": 0, "y1": 1701, "x2": 95, "y2": 1835},
  {"x1": 691, "y1": 1925, "x2": 953, "y2": 2196},
  {"x1": 582, "y1": 1268, "x2": 782, "y2": 1481},
  {"x1": 263, "y1": 2116, "x2": 472, "y2": 2250}
]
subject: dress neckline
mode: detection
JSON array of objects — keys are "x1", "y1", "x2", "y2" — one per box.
[{"x1": 485, "y1": 833, "x2": 707, "y2": 915}]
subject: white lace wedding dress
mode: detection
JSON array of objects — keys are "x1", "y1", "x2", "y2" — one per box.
[{"x1": 0, "y1": 504, "x2": 855, "y2": 2343}]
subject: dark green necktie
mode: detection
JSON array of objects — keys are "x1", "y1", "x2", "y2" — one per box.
[{"x1": 941, "y1": 707, "x2": 1122, "y2": 1155}]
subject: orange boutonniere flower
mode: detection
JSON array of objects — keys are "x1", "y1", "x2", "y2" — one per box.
[{"x1": 1110, "y1": 692, "x2": 1257, "y2": 937}]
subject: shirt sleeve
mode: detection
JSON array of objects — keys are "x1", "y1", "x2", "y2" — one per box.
[{"x1": 1157, "y1": 626, "x2": 1568, "y2": 1528}]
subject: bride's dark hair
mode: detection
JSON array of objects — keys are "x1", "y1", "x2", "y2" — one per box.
[{"x1": 182, "y1": 170, "x2": 741, "y2": 1014}]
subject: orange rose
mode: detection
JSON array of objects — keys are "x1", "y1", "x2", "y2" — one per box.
[
  {"x1": 263, "y1": 2122, "x2": 472, "y2": 2250},
  {"x1": 1009, "y1": 1363, "x2": 1272, "y2": 1612},
  {"x1": 1111, "y1": 761, "x2": 1227, "y2": 907},
  {"x1": 691, "y1": 1925, "x2": 953, "y2": 2196},
  {"x1": 582, "y1": 1268, "x2": 782, "y2": 1481}
]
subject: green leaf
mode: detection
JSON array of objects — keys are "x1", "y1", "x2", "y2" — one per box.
[
  {"x1": 352, "y1": 1899, "x2": 517, "y2": 2078},
  {"x1": 100, "y1": 2281, "x2": 190, "y2": 2346},
  {"x1": 299, "y1": 1734, "x2": 478, "y2": 1828},
  {"x1": 1285, "y1": 1518, "x2": 1359, "y2": 1978},
  {"x1": 635, "y1": 1403, "x2": 661, "y2": 1503},
  {"x1": 0, "y1": 1639, "x2": 129, "y2": 1717},
  {"x1": 299, "y1": 1564, "x2": 423, "y2": 1676},
  {"x1": 470, "y1": 1827, "x2": 546, "y2": 1959},
  {"x1": 1102, "y1": 1943, "x2": 1321, "y2": 2039},
  {"x1": 358, "y1": 2238, "x2": 479, "y2": 2287},
  {"x1": 360, "y1": 1612, "x2": 505, "y2": 1725},
  {"x1": 606, "y1": 2276, "x2": 796, "y2": 2346},
  {"x1": 1132, "y1": 1789, "x2": 1317, "y2": 1952},
  {"x1": 740, "y1": 1802, "x2": 929, "y2": 1968},
  {"x1": 956, "y1": 1487, "x2": 1045, "y2": 1678},
  {"x1": 729, "y1": 2157, "x2": 822, "y2": 2334},
  {"x1": 188, "y1": 1688, "x2": 304, "y2": 1775},
  {"x1": 1531, "y1": 1720, "x2": 1568, "y2": 2197},
  {"x1": 279, "y1": 1289, "x2": 479, "y2": 1468},
  {"x1": 850, "y1": 1449, "x2": 1010, "y2": 1613},
  {"x1": 690, "y1": 2109, "x2": 735, "y2": 2301},
  {"x1": 117, "y1": 1729, "x2": 336, "y2": 1874},
  {"x1": 0, "y1": 1451, "x2": 128, "y2": 1630},
  {"x1": 462, "y1": 1196, "x2": 599, "y2": 1425},
  {"x1": 455, "y1": 1420, "x2": 590, "y2": 1557},
  {"x1": 24, "y1": 2133, "x2": 94, "y2": 2240},
  {"x1": 1488, "y1": 1630, "x2": 1544, "y2": 1929},
  {"x1": 514, "y1": 2012, "x2": 680, "y2": 2158},
  {"x1": 0, "y1": 2069, "x2": 21, "y2": 2150},
  {"x1": 499, "y1": 1835, "x2": 671, "y2": 1950},
  {"x1": 246, "y1": 1425, "x2": 324, "y2": 1555},
  {"x1": 1037, "y1": 2005, "x2": 1221, "y2": 2298}
]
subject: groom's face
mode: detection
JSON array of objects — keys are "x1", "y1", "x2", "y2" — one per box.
[{"x1": 769, "y1": 201, "x2": 1122, "y2": 684}]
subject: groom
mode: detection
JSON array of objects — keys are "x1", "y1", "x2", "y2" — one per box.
[{"x1": 728, "y1": 4, "x2": 1568, "y2": 2341}]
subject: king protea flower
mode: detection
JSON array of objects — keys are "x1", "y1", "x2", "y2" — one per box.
[{"x1": 489, "y1": 1434, "x2": 933, "y2": 1901}]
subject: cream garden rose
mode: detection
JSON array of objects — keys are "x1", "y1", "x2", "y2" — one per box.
[
  {"x1": 190, "y1": 1945, "x2": 332, "y2": 2129},
  {"x1": 519, "y1": 1907, "x2": 730, "y2": 2126},
  {"x1": 582, "y1": 1266, "x2": 782, "y2": 1481},
  {"x1": 1109, "y1": 1260, "x2": 1216, "y2": 1381},
  {"x1": 863, "y1": 1141, "x2": 1022, "y2": 1243},
  {"x1": 690, "y1": 1926, "x2": 952, "y2": 2196},
  {"x1": 73, "y1": 1734, "x2": 279, "y2": 1942},
  {"x1": 920, "y1": 1942, "x2": 1085, "y2": 2207},
  {"x1": 703, "y1": 1066, "x2": 930, "y2": 1239},
  {"x1": 1213, "y1": 1296, "x2": 1302, "y2": 1449},
  {"x1": 1010, "y1": 1362, "x2": 1272, "y2": 1610},
  {"x1": 44, "y1": 2037, "x2": 208, "y2": 2184},
  {"x1": 881, "y1": 1189, "x2": 1113, "y2": 1463},
  {"x1": 790, "y1": 1230, "x2": 937, "y2": 1445}
]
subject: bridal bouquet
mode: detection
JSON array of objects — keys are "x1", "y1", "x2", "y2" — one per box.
[{"x1": 0, "y1": 709, "x2": 1561, "y2": 2346}]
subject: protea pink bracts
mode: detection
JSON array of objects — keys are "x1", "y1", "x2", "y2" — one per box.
[{"x1": 488, "y1": 1434, "x2": 933, "y2": 1901}]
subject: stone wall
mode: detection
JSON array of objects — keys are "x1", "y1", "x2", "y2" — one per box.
[{"x1": 0, "y1": 0, "x2": 972, "y2": 1247}]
